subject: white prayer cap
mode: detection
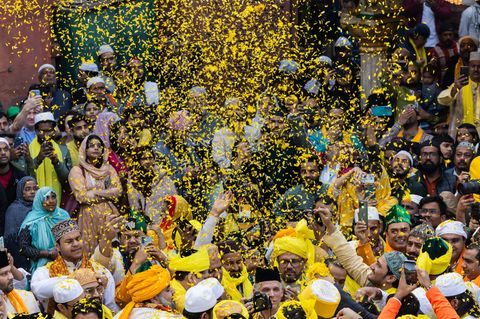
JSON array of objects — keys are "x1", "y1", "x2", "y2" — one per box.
[
  {"x1": 334, "y1": 36, "x2": 352, "y2": 48},
  {"x1": 225, "y1": 97, "x2": 242, "y2": 107},
  {"x1": 38, "y1": 64, "x2": 55, "y2": 75},
  {"x1": 470, "y1": 51, "x2": 480, "y2": 62},
  {"x1": 34, "y1": 112, "x2": 56, "y2": 125},
  {"x1": 298, "y1": 279, "x2": 341, "y2": 318},
  {"x1": 196, "y1": 278, "x2": 224, "y2": 299},
  {"x1": 97, "y1": 44, "x2": 114, "y2": 56},
  {"x1": 435, "y1": 272, "x2": 467, "y2": 297},
  {"x1": 409, "y1": 194, "x2": 423, "y2": 205},
  {"x1": 185, "y1": 284, "x2": 217, "y2": 313},
  {"x1": 435, "y1": 220, "x2": 468, "y2": 239},
  {"x1": 354, "y1": 206, "x2": 380, "y2": 223},
  {"x1": 395, "y1": 150, "x2": 413, "y2": 166},
  {"x1": 304, "y1": 79, "x2": 321, "y2": 96},
  {"x1": 53, "y1": 279, "x2": 84, "y2": 304},
  {"x1": 87, "y1": 76, "x2": 105, "y2": 89},
  {"x1": 0, "y1": 138, "x2": 10, "y2": 149},
  {"x1": 189, "y1": 86, "x2": 207, "y2": 95},
  {"x1": 318, "y1": 55, "x2": 332, "y2": 66},
  {"x1": 278, "y1": 59, "x2": 299, "y2": 74},
  {"x1": 79, "y1": 62, "x2": 99, "y2": 73}
]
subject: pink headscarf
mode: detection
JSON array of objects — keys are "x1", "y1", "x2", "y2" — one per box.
[{"x1": 94, "y1": 111, "x2": 119, "y2": 148}]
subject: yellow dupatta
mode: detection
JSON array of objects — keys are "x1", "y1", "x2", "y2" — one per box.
[
  {"x1": 461, "y1": 79, "x2": 477, "y2": 124},
  {"x1": 29, "y1": 137, "x2": 64, "y2": 201},
  {"x1": 409, "y1": 38, "x2": 427, "y2": 70},
  {"x1": 6, "y1": 290, "x2": 28, "y2": 314},
  {"x1": 221, "y1": 266, "x2": 253, "y2": 301}
]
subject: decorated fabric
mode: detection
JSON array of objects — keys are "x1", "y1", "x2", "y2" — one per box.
[
  {"x1": 417, "y1": 237, "x2": 452, "y2": 275},
  {"x1": 221, "y1": 265, "x2": 253, "y2": 301},
  {"x1": 385, "y1": 204, "x2": 412, "y2": 227}
]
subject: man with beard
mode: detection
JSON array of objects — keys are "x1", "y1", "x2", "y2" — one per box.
[
  {"x1": 126, "y1": 57, "x2": 160, "y2": 106},
  {"x1": 66, "y1": 114, "x2": 90, "y2": 167},
  {"x1": 445, "y1": 141, "x2": 475, "y2": 186},
  {"x1": 97, "y1": 45, "x2": 117, "y2": 93},
  {"x1": 429, "y1": 23, "x2": 458, "y2": 83},
  {"x1": 416, "y1": 140, "x2": 455, "y2": 196},
  {"x1": 273, "y1": 154, "x2": 327, "y2": 217},
  {"x1": 390, "y1": 150, "x2": 427, "y2": 201},
  {"x1": 218, "y1": 240, "x2": 252, "y2": 301},
  {"x1": 439, "y1": 36, "x2": 478, "y2": 89},
  {"x1": 0, "y1": 250, "x2": 40, "y2": 314},
  {"x1": 406, "y1": 223, "x2": 434, "y2": 260},
  {"x1": 34, "y1": 64, "x2": 72, "y2": 119}
]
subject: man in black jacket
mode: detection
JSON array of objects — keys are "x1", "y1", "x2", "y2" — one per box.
[{"x1": 0, "y1": 137, "x2": 25, "y2": 234}]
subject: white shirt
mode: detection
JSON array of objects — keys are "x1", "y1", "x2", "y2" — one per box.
[
  {"x1": 422, "y1": 3, "x2": 439, "y2": 47},
  {"x1": 113, "y1": 307, "x2": 184, "y2": 319},
  {"x1": 30, "y1": 258, "x2": 119, "y2": 313},
  {"x1": 459, "y1": 3, "x2": 480, "y2": 40},
  {"x1": 1, "y1": 289, "x2": 40, "y2": 314}
]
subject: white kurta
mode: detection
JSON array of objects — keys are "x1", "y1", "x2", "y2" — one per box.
[
  {"x1": 30, "y1": 259, "x2": 119, "y2": 313},
  {"x1": 1, "y1": 289, "x2": 40, "y2": 315},
  {"x1": 113, "y1": 307, "x2": 184, "y2": 319}
]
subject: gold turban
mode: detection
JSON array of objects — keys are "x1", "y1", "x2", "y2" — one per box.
[
  {"x1": 119, "y1": 265, "x2": 171, "y2": 319},
  {"x1": 272, "y1": 219, "x2": 314, "y2": 263}
]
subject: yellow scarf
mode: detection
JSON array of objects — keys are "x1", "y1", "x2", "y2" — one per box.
[
  {"x1": 461, "y1": 80, "x2": 478, "y2": 124},
  {"x1": 66, "y1": 140, "x2": 79, "y2": 167},
  {"x1": 29, "y1": 138, "x2": 64, "y2": 202},
  {"x1": 6, "y1": 290, "x2": 28, "y2": 314},
  {"x1": 409, "y1": 38, "x2": 427, "y2": 70},
  {"x1": 455, "y1": 59, "x2": 464, "y2": 81},
  {"x1": 170, "y1": 279, "x2": 187, "y2": 313},
  {"x1": 221, "y1": 266, "x2": 253, "y2": 301}
]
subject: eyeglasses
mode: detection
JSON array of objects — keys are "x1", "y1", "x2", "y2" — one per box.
[
  {"x1": 278, "y1": 258, "x2": 304, "y2": 266},
  {"x1": 420, "y1": 152, "x2": 439, "y2": 158},
  {"x1": 419, "y1": 208, "x2": 439, "y2": 215}
]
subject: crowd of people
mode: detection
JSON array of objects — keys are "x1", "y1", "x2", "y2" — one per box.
[{"x1": 4, "y1": 0, "x2": 480, "y2": 318}]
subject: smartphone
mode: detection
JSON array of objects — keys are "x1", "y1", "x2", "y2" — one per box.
[
  {"x1": 13, "y1": 136, "x2": 24, "y2": 148},
  {"x1": 141, "y1": 236, "x2": 153, "y2": 246},
  {"x1": 358, "y1": 200, "x2": 369, "y2": 225},
  {"x1": 371, "y1": 105, "x2": 393, "y2": 117},
  {"x1": 460, "y1": 66, "x2": 470, "y2": 79},
  {"x1": 472, "y1": 227, "x2": 480, "y2": 243},
  {"x1": 404, "y1": 260, "x2": 417, "y2": 285},
  {"x1": 361, "y1": 173, "x2": 375, "y2": 184},
  {"x1": 29, "y1": 90, "x2": 41, "y2": 97}
]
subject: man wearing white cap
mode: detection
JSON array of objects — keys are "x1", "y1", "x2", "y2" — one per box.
[
  {"x1": 53, "y1": 278, "x2": 85, "y2": 319},
  {"x1": 435, "y1": 272, "x2": 480, "y2": 318},
  {"x1": 73, "y1": 61, "x2": 99, "y2": 105},
  {"x1": 183, "y1": 283, "x2": 218, "y2": 319},
  {"x1": 28, "y1": 112, "x2": 71, "y2": 202},
  {"x1": 97, "y1": 44, "x2": 117, "y2": 93},
  {"x1": 353, "y1": 206, "x2": 384, "y2": 259},
  {"x1": 389, "y1": 150, "x2": 427, "y2": 203},
  {"x1": 36, "y1": 64, "x2": 72, "y2": 119},
  {"x1": 436, "y1": 220, "x2": 468, "y2": 275},
  {"x1": 448, "y1": 51, "x2": 480, "y2": 135}
]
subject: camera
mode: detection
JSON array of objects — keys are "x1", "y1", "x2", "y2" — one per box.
[
  {"x1": 245, "y1": 292, "x2": 272, "y2": 313},
  {"x1": 459, "y1": 180, "x2": 480, "y2": 195}
]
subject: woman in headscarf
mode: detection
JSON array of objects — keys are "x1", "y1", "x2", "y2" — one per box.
[
  {"x1": 18, "y1": 187, "x2": 70, "y2": 273},
  {"x1": 4, "y1": 176, "x2": 38, "y2": 270},
  {"x1": 68, "y1": 134, "x2": 122, "y2": 256}
]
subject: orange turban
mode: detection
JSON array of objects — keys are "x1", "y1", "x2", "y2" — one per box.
[{"x1": 119, "y1": 265, "x2": 171, "y2": 319}]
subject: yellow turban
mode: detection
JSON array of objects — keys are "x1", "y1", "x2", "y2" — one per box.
[
  {"x1": 416, "y1": 237, "x2": 452, "y2": 275},
  {"x1": 212, "y1": 300, "x2": 249, "y2": 319},
  {"x1": 169, "y1": 247, "x2": 210, "y2": 274},
  {"x1": 272, "y1": 219, "x2": 314, "y2": 263},
  {"x1": 119, "y1": 265, "x2": 171, "y2": 319},
  {"x1": 276, "y1": 300, "x2": 316, "y2": 319}
]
